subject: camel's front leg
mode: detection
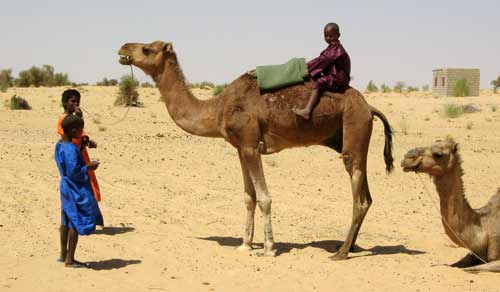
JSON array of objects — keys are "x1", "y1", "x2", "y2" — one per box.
[
  {"x1": 331, "y1": 166, "x2": 372, "y2": 261},
  {"x1": 241, "y1": 148, "x2": 276, "y2": 256},
  {"x1": 237, "y1": 149, "x2": 257, "y2": 252}
]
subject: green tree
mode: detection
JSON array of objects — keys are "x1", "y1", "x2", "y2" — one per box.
[
  {"x1": 422, "y1": 84, "x2": 430, "y2": 91},
  {"x1": 0, "y1": 69, "x2": 14, "y2": 92},
  {"x1": 380, "y1": 83, "x2": 391, "y2": 93},
  {"x1": 366, "y1": 80, "x2": 378, "y2": 92},
  {"x1": 393, "y1": 81, "x2": 406, "y2": 93},
  {"x1": 491, "y1": 75, "x2": 500, "y2": 94},
  {"x1": 453, "y1": 79, "x2": 470, "y2": 97}
]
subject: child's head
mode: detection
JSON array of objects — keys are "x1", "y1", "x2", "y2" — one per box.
[
  {"x1": 61, "y1": 114, "x2": 84, "y2": 139},
  {"x1": 324, "y1": 23, "x2": 340, "y2": 45},
  {"x1": 61, "y1": 89, "x2": 81, "y2": 113}
]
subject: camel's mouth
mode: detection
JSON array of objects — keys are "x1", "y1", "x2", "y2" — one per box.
[
  {"x1": 119, "y1": 54, "x2": 132, "y2": 65},
  {"x1": 402, "y1": 161, "x2": 421, "y2": 173}
]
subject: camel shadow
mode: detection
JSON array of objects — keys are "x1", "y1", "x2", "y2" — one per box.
[
  {"x1": 87, "y1": 259, "x2": 142, "y2": 271},
  {"x1": 95, "y1": 226, "x2": 135, "y2": 236},
  {"x1": 197, "y1": 236, "x2": 425, "y2": 258}
]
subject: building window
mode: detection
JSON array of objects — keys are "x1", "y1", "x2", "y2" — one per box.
[
  {"x1": 434, "y1": 77, "x2": 438, "y2": 87},
  {"x1": 442, "y1": 77, "x2": 446, "y2": 87}
]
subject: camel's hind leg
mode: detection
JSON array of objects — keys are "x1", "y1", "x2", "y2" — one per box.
[
  {"x1": 331, "y1": 114, "x2": 373, "y2": 261},
  {"x1": 240, "y1": 147, "x2": 276, "y2": 256},
  {"x1": 463, "y1": 260, "x2": 500, "y2": 273},
  {"x1": 236, "y1": 149, "x2": 257, "y2": 252}
]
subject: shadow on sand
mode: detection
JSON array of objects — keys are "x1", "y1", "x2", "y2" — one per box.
[
  {"x1": 87, "y1": 259, "x2": 142, "y2": 271},
  {"x1": 95, "y1": 226, "x2": 135, "y2": 236},
  {"x1": 197, "y1": 236, "x2": 425, "y2": 258}
]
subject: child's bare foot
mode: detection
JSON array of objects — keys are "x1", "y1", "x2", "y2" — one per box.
[
  {"x1": 292, "y1": 107, "x2": 311, "y2": 119},
  {"x1": 65, "y1": 260, "x2": 90, "y2": 268}
]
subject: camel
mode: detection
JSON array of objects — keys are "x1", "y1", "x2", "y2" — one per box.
[
  {"x1": 401, "y1": 137, "x2": 500, "y2": 273},
  {"x1": 118, "y1": 41, "x2": 394, "y2": 259}
]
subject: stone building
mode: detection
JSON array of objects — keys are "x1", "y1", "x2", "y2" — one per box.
[{"x1": 432, "y1": 68, "x2": 480, "y2": 97}]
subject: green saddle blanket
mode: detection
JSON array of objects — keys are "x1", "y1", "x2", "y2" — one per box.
[{"x1": 256, "y1": 57, "x2": 308, "y2": 90}]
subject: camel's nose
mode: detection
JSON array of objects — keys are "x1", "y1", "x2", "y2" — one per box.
[{"x1": 404, "y1": 147, "x2": 425, "y2": 159}]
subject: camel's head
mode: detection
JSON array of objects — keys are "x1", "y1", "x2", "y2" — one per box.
[
  {"x1": 118, "y1": 41, "x2": 174, "y2": 76},
  {"x1": 401, "y1": 137, "x2": 459, "y2": 177}
]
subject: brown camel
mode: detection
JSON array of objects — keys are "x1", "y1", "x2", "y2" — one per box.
[
  {"x1": 118, "y1": 41, "x2": 394, "y2": 259},
  {"x1": 401, "y1": 137, "x2": 500, "y2": 273}
]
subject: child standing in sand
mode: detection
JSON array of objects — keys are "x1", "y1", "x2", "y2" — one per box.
[
  {"x1": 293, "y1": 22, "x2": 351, "y2": 119},
  {"x1": 55, "y1": 114, "x2": 103, "y2": 268},
  {"x1": 57, "y1": 89, "x2": 102, "y2": 202}
]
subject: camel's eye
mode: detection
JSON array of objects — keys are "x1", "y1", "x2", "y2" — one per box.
[
  {"x1": 142, "y1": 47, "x2": 151, "y2": 55},
  {"x1": 433, "y1": 151, "x2": 444, "y2": 158}
]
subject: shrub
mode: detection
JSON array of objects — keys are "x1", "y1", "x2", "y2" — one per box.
[
  {"x1": 96, "y1": 78, "x2": 119, "y2": 86},
  {"x1": 453, "y1": 79, "x2": 470, "y2": 97},
  {"x1": 422, "y1": 84, "x2": 430, "y2": 91},
  {"x1": 443, "y1": 103, "x2": 464, "y2": 118},
  {"x1": 393, "y1": 81, "x2": 405, "y2": 93},
  {"x1": 491, "y1": 75, "x2": 500, "y2": 93},
  {"x1": 407, "y1": 86, "x2": 419, "y2": 92},
  {"x1": 213, "y1": 84, "x2": 227, "y2": 96},
  {"x1": 141, "y1": 82, "x2": 153, "y2": 88},
  {"x1": 366, "y1": 80, "x2": 378, "y2": 92},
  {"x1": 8, "y1": 95, "x2": 31, "y2": 110},
  {"x1": 0, "y1": 69, "x2": 14, "y2": 92},
  {"x1": 380, "y1": 84, "x2": 391, "y2": 93},
  {"x1": 189, "y1": 81, "x2": 215, "y2": 89},
  {"x1": 115, "y1": 74, "x2": 140, "y2": 106}
]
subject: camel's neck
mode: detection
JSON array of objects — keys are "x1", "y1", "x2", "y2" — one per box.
[
  {"x1": 153, "y1": 57, "x2": 221, "y2": 138},
  {"x1": 433, "y1": 156, "x2": 480, "y2": 246}
]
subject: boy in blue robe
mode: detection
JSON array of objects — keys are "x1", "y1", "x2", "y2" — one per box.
[{"x1": 55, "y1": 114, "x2": 103, "y2": 268}]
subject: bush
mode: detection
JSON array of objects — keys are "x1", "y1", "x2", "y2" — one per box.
[
  {"x1": 0, "y1": 69, "x2": 14, "y2": 92},
  {"x1": 8, "y1": 95, "x2": 31, "y2": 110},
  {"x1": 213, "y1": 84, "x2": 227, "y2": 96},
  {"x1": 491, "y1": 75, "x2": 500, "y2": 94},
  {"x1": 453, "y1": 79, "x2": 470, "y2": 97},
  {"x1": 141, "y1": 82, "x2": 153, "y2": 88},
  {"x1": 407, "y1": 86, "x2": 419, "y2": 92},
  {"x1": 422, "y1": 84, "x2": 430, "y2": 91},
  {"x1": 14, "y1": 65, "x2": 70, "y2": 87},
  {"x1": 115, "y1": 74, "x2": 140, "y2": 106},
  {"x1": 380, "y1": 84, "x2": 391, "y2": 93},
  {"x1": 443, "y1": 103, "x2": 464, "y2": 118},
  {"x1": 96, "y1": 78, "x2": 118, "y2": 86},
  {"x1": 189, "y1": 81, "x2": 215, "y2": 89},
  {"x1": 393, "y1": 81, "x2": 405, "y2": 93},
  {"x1": 366, "y1": 80, "x2": 378, "y2": 92}
]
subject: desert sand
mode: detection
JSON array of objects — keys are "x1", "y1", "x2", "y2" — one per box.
[{"x1": 1, "y1": 86, "x2": 499, "y2": 291}]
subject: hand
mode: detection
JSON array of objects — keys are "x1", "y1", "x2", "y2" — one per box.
[
  {"x1": 74, "y1": 106, "x2": 83, "y2": 117},
  {"x1": 88, "y1": 140, "x2": 97, "y2": 148},
  {"x1": 81, "y1": 136, "x2": 89, "y2": 149},
  {"x1": 87, "y1": 160, "x2": 100, "y2": 170}
]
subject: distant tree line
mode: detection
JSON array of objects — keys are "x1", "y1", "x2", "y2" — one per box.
[
  {"x1": 0, "y1": 65, "x2": 70, "y2": 92},
  {"x1": 365, "y1": 80, "x2": 429, "y2": 94}
]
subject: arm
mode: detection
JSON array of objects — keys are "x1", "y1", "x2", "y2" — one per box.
[{"x1": 307, "y1": 47, "x2": 340, "y2": 78}]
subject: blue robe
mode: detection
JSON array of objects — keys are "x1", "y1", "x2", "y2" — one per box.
[{"x1": 55, "y1": 141, "x2": 103, "y2": 235}]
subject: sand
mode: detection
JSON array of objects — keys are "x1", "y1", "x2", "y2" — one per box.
[{"x1": 1, "y1": 86, "x2": 499, "y2": 291}]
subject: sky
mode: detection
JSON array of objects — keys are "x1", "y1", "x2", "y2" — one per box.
[{"x1": 1, "y1": 0, "x2": 499, "y2": 89}]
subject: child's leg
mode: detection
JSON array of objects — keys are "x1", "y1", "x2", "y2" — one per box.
[
  {"x1": 65, "y1": 228, "x2": 80, "y2": 266},
  {"x1": 293, "y1": 89, "x2": 320, "y2": 119},
  {"x1": 58, "y1": 225, "x2": 69, "y2": 262}
]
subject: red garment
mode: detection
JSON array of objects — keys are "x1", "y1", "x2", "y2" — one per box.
[
  {"x1": 57, "y1": 114, "x2": 101, "y2": 202},
  {"x1": 307, "y1": 41, "x2": 351, "y2": 91}
]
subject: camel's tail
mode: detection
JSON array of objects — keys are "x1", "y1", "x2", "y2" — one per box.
[{"x1": 370, "y1": 105, "x2": 394, "y2": 174}]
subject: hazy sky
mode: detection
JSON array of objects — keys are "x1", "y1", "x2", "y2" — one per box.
[{"x1": 1, "y1": 0, "x2": 499, "y2": 88}]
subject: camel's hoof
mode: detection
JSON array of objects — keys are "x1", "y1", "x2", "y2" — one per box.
[
  {"x1": 329, "y1": 252, "x2": 348, "y2": 261},
  {"x1": 257, "y1": 249, "x2": 277, "y2": 257},
  {"x1": 236, "y1": 244, "x2": 253, "y2": 252}
]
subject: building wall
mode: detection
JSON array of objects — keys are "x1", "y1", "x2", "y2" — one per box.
[{"x1": 432, "y1": 68, "x2": 480, "y2": 97}]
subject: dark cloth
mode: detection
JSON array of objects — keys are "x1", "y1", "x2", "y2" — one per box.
[
  {"x1": 307, "y1": 41, "x2": 351, "y2": 91},
  {"x1": 55, "y1": 141, "x2": 103, "y2": 235}
]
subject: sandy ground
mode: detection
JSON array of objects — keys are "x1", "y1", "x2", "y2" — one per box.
[{"x1": 1, "y1": 86, "x2": 500, "y2": 292}]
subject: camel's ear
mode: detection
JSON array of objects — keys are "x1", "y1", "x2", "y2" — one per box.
[
  {"x1": 163, "y1": 42, "x2": 173, "y2": 54},
  {"x1": 452, "y1": 143, "x2": 459, "y2": 153}
]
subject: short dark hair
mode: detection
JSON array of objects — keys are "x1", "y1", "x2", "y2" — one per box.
[
  {"x1": 61, "y1": 89, "x2": 81, "y2": 106},
  {"x1": 61, "y1": 114, "x2": 84, "y2": 136},
  {"x1": 325, "y1": 22, "x2": 340, "y2": 34}
]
